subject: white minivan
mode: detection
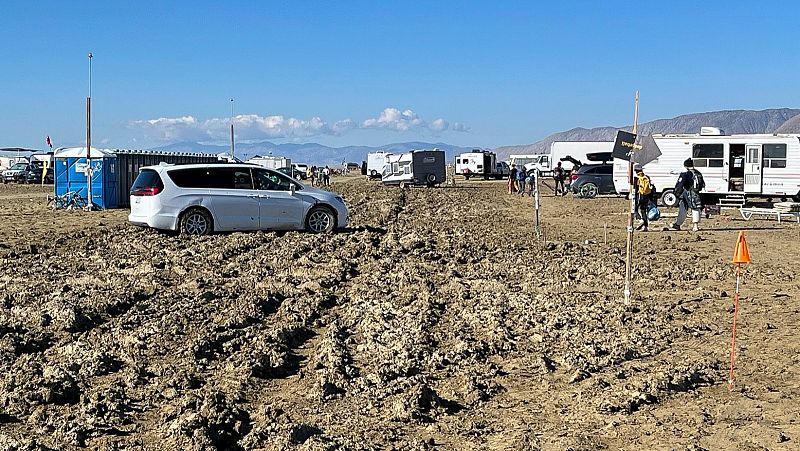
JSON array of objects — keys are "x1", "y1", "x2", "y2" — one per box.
[{"x1": 128, "y1": 163, "x2": 348, "y2": 235}]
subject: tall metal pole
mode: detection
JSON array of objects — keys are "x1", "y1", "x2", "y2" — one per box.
[
  {"x1": 230, "y1": 98, "x2": 235, "y2": 160},
  {"x1": 623, "y1": 91, "x2": 640, "y2": 304},
  {"x1": 86, "y1": 52, "x2": 93, "y2": 210}
]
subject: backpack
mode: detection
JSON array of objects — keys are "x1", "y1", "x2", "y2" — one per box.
[
  {"x1": 638, "y1": 175, "x2": 652, "y2": 196},
  {"x1": 690, "y1": 169, "x2": 705, "y2": 192}
]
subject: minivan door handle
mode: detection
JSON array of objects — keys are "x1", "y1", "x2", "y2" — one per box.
[{"x1": 247, "y1": 194, "x2": 258, "y2": 198}]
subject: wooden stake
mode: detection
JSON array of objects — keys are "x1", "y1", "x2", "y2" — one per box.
[{"x1": 624, "y1": 91, "x2": 639, "y2": 305}]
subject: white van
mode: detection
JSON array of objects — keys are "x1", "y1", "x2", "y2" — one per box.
[{"x1": 128, "y1": 163, "x2": 348, "y2": 235}]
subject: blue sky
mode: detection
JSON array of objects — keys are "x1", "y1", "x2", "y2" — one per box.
[{"x1": 2, "y1": 1, "x2": 799, "y2": 150}]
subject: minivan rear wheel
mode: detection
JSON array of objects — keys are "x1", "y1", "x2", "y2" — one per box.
[
  {"x1": 306, "y1": 206, "x2": 335, "y2": 233},
  {"x1": 180, "y1": 208, "x2": 213, "y2": 236}
]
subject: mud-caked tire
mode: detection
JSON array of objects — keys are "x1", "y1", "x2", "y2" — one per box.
[
  {"x1": 180, "y1": 208, "x2": 213, "y2": 236},
  {"x1": 306, "y1": 206, "x2": 336, "y2": 233}
]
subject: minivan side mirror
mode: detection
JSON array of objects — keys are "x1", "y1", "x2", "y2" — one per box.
[{"x1": 290, "y1": 184, "x2": 296, "y2": 195}]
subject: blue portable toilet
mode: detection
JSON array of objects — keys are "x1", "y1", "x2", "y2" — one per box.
[{"x1": 53, "y1": 147, "x2": 118, "y2": 209}]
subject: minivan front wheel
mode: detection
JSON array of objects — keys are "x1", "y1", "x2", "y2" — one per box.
[
  {"x1": 306, "y1": 206, "x2": 335, "y2": 233},
  {"x1": 180, "y1": 208, "x2": 213, "y2": 236}
]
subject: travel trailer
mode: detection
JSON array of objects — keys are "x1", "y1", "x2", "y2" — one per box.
[
  {"x1": 613, "y1": 128, "x2": 800, "y2": 206},
  {"x1": 454, "y1": 150, "x2": 508, "y2": 179},
  {"x1": 366, "y1": 151, "x2": 391, "y2": 179},
  {"x1": 381, "y1": 149, "x2": 446, "y2": 188},
  {"x1": 246, "y1": 155, "x2": 291, "y2": 170}
]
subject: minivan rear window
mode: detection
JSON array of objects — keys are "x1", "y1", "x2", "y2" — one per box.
[{"x1": 131, "y1": 169, "x2": 164, "y2": 192}]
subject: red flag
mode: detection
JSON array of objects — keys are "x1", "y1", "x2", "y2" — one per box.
[{"x1": 46, "y1": 135, "x2": 52, "y2": 148}]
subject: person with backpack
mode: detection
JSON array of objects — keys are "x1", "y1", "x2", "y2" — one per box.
[
  {"x1": 634, "y1": 165, "x2": 656, "y2": 231},
  {"x1": 553, "y1": 162, "x2": 566, "y2": 195},
  {"x1": 516, "y1": 166, "x2": 527, "y2": 195},
  {"x1": 667, "y1": 158, "x2": 705, "y2": 232}
]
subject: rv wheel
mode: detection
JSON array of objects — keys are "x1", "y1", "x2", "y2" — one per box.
[
  {"x1": 660, "y1": 190, "x2": 678, "y2": 207},
  {"x1": 370, "y1": 170, "x2": 377, "y2": 177},
  {"x1": 426, "y1": 174, "x2": 437, "y2": 184},
  {"x1": 399, "y1": 181, "x2": 407, "y2": 189}
]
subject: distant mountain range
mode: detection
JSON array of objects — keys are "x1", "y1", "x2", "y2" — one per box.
[
  {"x1": 154, "y1": 141, "x2": 476, "y2": 166},
  {"x1": 150, "y1": 108, "x2": 800, "y2": 165},
  {"x1": 494, "y1": 108, "x2": 800, "y2": 160}
]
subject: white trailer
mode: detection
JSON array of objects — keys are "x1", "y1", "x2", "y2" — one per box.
[
  {"x1": 381, "y1": 150, "x2": 446, "y2": 188},
  {"x1": 549, "y1": 141, "x2": 614, "y2": 173},
  {"x1": 367, "y1": 151, "x2": 391, "y2": 179},
  {"x1": 455, "y1": 150, "x2": 507, "y2": 179},
  {"x1": 246, "y1": 155, "x2": 291, "y2": 170},
  {"x1": 613, "y1": 128, "x2": 800, "y2": 206}
]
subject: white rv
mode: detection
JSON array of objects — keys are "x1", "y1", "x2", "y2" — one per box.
[
  {"x1": 381, "y1": 150, "x2": 446, "y2": 188},
  {"x1": 549, "y1": 141, "x2": 614, "y2": 173},
  {"x1": 246, "y1": 155, "x2": 291, "y2": 170},
  {"x1": 366, "y1": 151, "x2": 391, "y2": 179},
  {"x1": 454, "y1": 150, "x2": 508, "y2": 179},
  {"x1": 613, "y1": 128, "x2": 800, "y2": 206}
]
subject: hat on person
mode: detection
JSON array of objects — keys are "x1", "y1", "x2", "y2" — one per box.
[
  {"x1": 683, "y1": 158, "x2": 694, "y2": 168},
  {"x1": 634, "y1": 163, "x2": 643, "y2": 173}
]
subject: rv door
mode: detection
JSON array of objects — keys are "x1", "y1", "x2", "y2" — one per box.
[{"x1": 744, "y1": 144, "x2": 762, "y2": 193}]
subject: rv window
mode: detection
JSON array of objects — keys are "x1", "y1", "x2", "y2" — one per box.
[
  {"x1": 763, "y1": 144, "x2": 787, "y2": 159},
  {"x1": 392, "y1": 163, "x2": 399, "y2": 174},
  {"x1": 693, "y1": 144, "x2": 723, "y2": 159},
  {"x1": 763, "y1": 144, "x2": 787, "y2": 169},
  {"x1": 708, "y1": 159, "x2": 724, "y2": 168},
  {"x1": 693, "y1": 159, "x2": 708, "y2": 168}
]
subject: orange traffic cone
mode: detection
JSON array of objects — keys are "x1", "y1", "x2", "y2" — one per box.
[{"x1": 732, "y1": 231, "x2": 751, "y2": 264}]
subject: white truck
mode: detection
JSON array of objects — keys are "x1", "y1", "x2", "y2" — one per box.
[
  {"x1": 246, "y1": 155, "x2": 291, "y2": 170},
  {"x1": 613, "y1": 128, "x2": 800, "y2": 206},
  {"x1": 509, "y1": 154, "x2": 551, "y2": 176},
  {"x1": 454, "y1": 150, "x2": 509, "y2": 179},
  {"x1": 366, "y1": 151, "x2": 391, "y2": 179}
]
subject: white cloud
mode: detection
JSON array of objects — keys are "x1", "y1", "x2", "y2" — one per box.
[{"x1": 130, "y1": 107, "x2": 468, "y2": 143}]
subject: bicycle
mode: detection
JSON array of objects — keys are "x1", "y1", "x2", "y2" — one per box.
[{"x1": 47, "y1": 190, "x2": 88, "y2": 210}]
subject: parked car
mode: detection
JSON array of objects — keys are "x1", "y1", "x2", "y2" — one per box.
[
  {"x1": 292, "y1": 163, "x2": 308, "y2": 180},
  {"x1": 2, "y1": 162, "x2": 30, "y2": 183},
  {"x1": 570, "y1": 164, "x2": 616, "y2": 198},
  {"x1": 276, "y1": 166, "x2": 304, "y2": 179},
  {"x1": 128, "y1": 163, "x2": 349, "y2": 235},
  {"x1": 22, "y1": 164, "x2": 54, "y2": 184}
]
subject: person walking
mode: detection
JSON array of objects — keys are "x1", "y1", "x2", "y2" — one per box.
[
  {"x1": 553, "y1": 162, "x2": 566, "y2": 195},
  {"x1": 667, "y1": 158, "x2": 705, "y2": 232},
  {"x1": 516, "y1": 166, "x2": 527, "y2": 195},
  {"x1": 634, "y1": 165, "x2": 655, "y2": 231},
  {"x1": 508, "y1": 165, "x2": 518, "y2": 194},
  {"x1": 323, "y1": 165, "x2": 331, "y2": 186},
  {"x1": 526, "y1": 172, "x2": 536, "y2": 196}
]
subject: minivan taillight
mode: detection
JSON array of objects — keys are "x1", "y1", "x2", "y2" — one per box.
[
  {"x1": 570, "y1": 174, "x2": 578, "y2": 181},
  {"x1": 131, "y1": 186, "x2": 162, "y2": 196}
]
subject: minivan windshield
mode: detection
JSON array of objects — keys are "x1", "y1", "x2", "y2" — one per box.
[{"x1": 10, "y1": 163, "x2": 27, "y2": 170}]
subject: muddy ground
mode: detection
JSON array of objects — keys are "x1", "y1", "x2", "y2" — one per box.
[{"x1": 0, "y1": 178, "x2": 798, "y2": 450}]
